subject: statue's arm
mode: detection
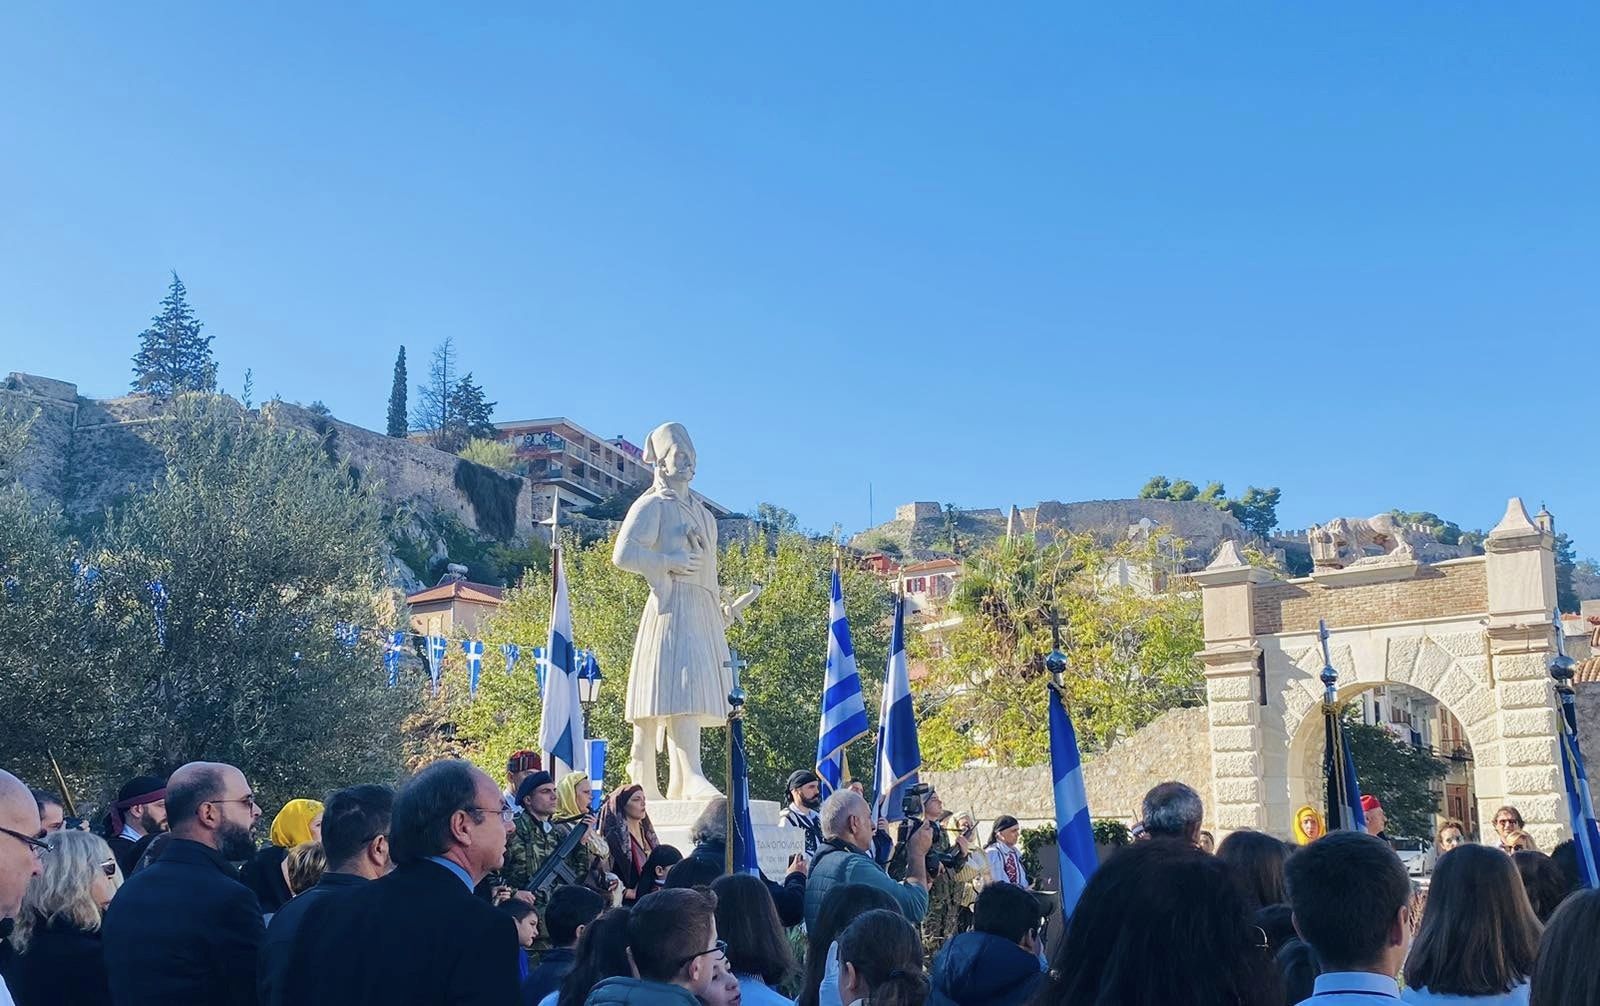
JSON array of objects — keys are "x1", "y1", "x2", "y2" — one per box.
[{"x1": 613, "y1": 498, "x2": 674, "y2": 601}]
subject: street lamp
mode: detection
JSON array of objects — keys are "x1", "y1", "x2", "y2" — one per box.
[{"x1": 577, "y1": 649, "x2": 604, "y2": 707}]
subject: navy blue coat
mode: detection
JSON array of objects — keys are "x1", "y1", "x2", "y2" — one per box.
[
  {"x1": 257, "y1": 871, "x2": 368, "y2": 1006},
  {"x1": 929, "y1": 930, "x2": 1045, "y2": 1006},
  {"x1": 101, "y1": 838, "x2": 265, "y2": 1006}
]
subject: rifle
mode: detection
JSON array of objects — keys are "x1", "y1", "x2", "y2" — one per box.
[{"x1": 522, "y1": 818, "x2": 591, "y2": 899}]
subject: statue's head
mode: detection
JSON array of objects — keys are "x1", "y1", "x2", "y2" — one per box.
[{"x1": 644, "y1": 422, "x2": 696, "y2": 486}]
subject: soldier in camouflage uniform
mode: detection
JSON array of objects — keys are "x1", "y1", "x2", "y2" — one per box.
[
  {"x1": 888, "y1": 788, "x2": 977, "y2": 952},
  {"x1": 497, "y1": 772, "x2": 606, "y2": 963}
]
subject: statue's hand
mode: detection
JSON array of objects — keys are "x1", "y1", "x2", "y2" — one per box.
[{"x1": 665, "y1": 549, "x2": 703, "y2": 576}]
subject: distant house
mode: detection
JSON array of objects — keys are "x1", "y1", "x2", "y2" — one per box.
[{"x1": 406, "y1": 569, "x2": 503, "y2": 637}]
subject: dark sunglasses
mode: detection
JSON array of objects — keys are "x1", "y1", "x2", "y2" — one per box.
[{"x1": 99, "y1": 859, "x2": 118, "y2": 878}]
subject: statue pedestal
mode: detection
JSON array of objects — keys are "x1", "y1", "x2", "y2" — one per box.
[{"x1": 648, "y1": 799, "x2": 805, "y2": 879}]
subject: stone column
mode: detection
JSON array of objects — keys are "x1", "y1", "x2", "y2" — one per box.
[
  {"x1": 1192, "y1": 542, "x2": 1276, "y2": 835},
  {"x1": 1482, "y1": 498, "x2": 1564, "y2": 849}
]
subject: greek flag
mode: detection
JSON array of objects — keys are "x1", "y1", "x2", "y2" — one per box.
[
  {"x1": 539, "y1": 548, "x2": 588, "y2": 776},
  {"x1": 501, "y1": 642, "x2": 520, "y2": 676},
  {"x1": 1319, "y1": 621, "x2": 1366, "y2": 832},
  {"x1": 816, "y1": 562, "x2": 870, "y2": 795},
  {"x1": 462, "y1": 639, "x2": 484, "y2": 698},
  {"x1": 426, "y1": 634, "x2": 448, "y2": 696},
  {"x1": 729, "y1": 713, "x2": 760, "y2": 875},
  {"x1": 872, "y1": 594, "x2": 921, "y2": 822},
  {"x1": 1050, "y1": 679, "x2": 1098, "y2": 916},
  {"x1": 334, "y1": 621, "x2": 361, "y2": 648},
  {"x1": 147, "y1": 579, "x2": 169, "y2": 648},
  {"x1": 385, "y1": 631, "x2": 406, "y2": 687},
  {"x1": 1553, "y1": 611, "x2": 1600, "y2": 887}
]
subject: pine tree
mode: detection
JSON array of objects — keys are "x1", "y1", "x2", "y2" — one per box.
[
  {"x1": 451, "y1": 372, "x2": 497, "y2": 443},
  {"x1": 386, "y1": 346, "x2": 408, "y2": 438},
  {"x1": 130, "y1": 272, "x2": 217, "y2": 398}
]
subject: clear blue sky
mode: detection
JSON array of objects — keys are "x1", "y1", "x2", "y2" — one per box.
[{"x1": 3, "y1": 4, "x2": 1596, "y2": 551}]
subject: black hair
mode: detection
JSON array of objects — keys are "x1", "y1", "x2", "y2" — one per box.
[
  {"x1": 1284, "y1": 831, "x2": 1411, "y2": 971},
  {"x1": 663, "y1": 853, "x2": 722, "y2": 890},
  {"x1": 1275, "y1": 937, "x2": 1322, "y2": 1005},
  {"x1": 388, "y1": 760, "x2": 480, "y2": 864},
  {"x1": 712, "y1": 873, "x2": 795, "y2": 987},
  {"x1": 1215, "y1": 829, "x2": 1291, "y2": 912},
  {"x1": 30, "y1": 789, "x2": 63, "y2": 814},
  {"x1": 632, "y1": 844, "x2": 683, "y2": 901},
  {"x1": 837, "y1": 909, "x2": 928, "y2": 1006},
  {"x1": 320, "y1": 784, "x2": 394, "y2": 869},
  {"x1": 1253, "y1": 903, "x2": 1297, "y2": 955},
  {"x1": 1032, "y1": 840, "x2": 1282, "y2": 1006},
  {"x1": 627, "y1": 887, "x2": 719, "y2": 983},
  {"x1": 557, "y1": 907, "x2": 633, "y2": 1006},
  {"x1": 545, "y1": 884, "x2": 606, "y2": 948},
  {"x1": 972, "y1": 882, "x2": 1043, "y2": 944},
  {"x1": 1515, "y1": 850, "x2": 1570, "y2": 924},
  {"x1": 1548, "y1": 839, "x2": 1581, "y2": 898},
  {"x1": 797, "y1": 884, "x2": 900, "y2": 1006},
  {"x1": 1532, "y1": 889, "x2": 1600, "y2": 1006},
  {"x1": 987, "y1": 814, "x2": 1021, "y2": 849},
  {"x1": 164, "y1": 766, "x2": 224, "y2": 828},
  {"x1": 499, "y1": 898, "x2": 537, "y2": 923}
]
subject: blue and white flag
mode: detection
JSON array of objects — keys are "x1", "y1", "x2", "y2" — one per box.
[
  {"x1": 539, "y1": 548, "x2": 588, "y2": 776},
  {"x1": 729, "y1": 712, "x2": 760, "y2": 876},
  {"x1": 1049, "y1": 680, "x2": 1098, "y2": 916},
  {"x1": 426, "y1": 634, "x2": 448, "y2": 696},
  {"x1": 462, "y1": 639, "x2": 484, "y2": 698},
  {"x1": 1318, "y1": 622, "x2": 1366, "y2": 832},
  {"x1": 147, "y1": 579, "x2": 169, "y2": 648},
  {"x1": 334, "y1": 621, "x2": 361, "y2": 648},
  {"x1": 1553, "y1": 610, "x2": 1600, "y2": 887},
  {"x1": 816, "y1": 562, "x2": 871, "y2": 796},
  {"x1": 501, "y1": 642, "x2": 521, "y2": 676},
  {"x1": 385, "y1": 631, "x2": 406, "y2": 687},
  {"x1": 872, "y1": 594, "x2": 921, "y2": 822},
  {"x1": 71, "y1": 562, "x2": 99, "y2": 606},
  {"x1": 532, "y1": 646, "x2": 546, "y2": 692}
]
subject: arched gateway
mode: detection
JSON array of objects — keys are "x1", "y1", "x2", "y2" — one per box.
[{"x1": 1193, "y1": 498, "x2": 1568, "y2": 848}]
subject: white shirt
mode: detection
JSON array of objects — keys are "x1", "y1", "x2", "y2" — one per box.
[
  {"x1": 119, "y1": 824, "x2": 142, "y2": 843},
  {"x1": 987, "y1": 842, "x2": 1030, "y2": 888},
  {"x1": 738, "y1": 974, "x2": 796, "y2": 1005},
  {"x1": 819, "y1": 941, "x2": 843, "y2": 1006},
  {"x1": 1400, "y1": 983, "x2": 1530, "y2": 1006},
  {"x1": 1298, "y1": 971, "x2": 1402, "y2": 1005},
  {"x1": 0, "y1": 973, "x2": 15, "y2": 1006}
]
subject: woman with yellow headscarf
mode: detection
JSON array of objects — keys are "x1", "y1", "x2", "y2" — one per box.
[
  {"x1": 557, "y1": 773, "x2": 613, "y2": 863},
  {"x1": 239, "y1": 798, "x2": 324, "y2": 916},
  {"x1": 1292, "y1": 804, "x2": 1325, "y2": 846}
]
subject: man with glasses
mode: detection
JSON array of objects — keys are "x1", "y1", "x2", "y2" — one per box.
[
  {"x1": 101, "y1": 761, "x2": 266, "y2": 1006},
  {"x1": 258, "y1": 784, "x2": 394, "y2": 1006},
  {"x1": 587, "y1": 887, "x2": 721, "y2": 1005},
  {"x1": 0, "y1": 768, "x2": 46, "y2": 1006},
  {"x1": 281, "y1": 759, "x2": 521, "y2": 1004}
]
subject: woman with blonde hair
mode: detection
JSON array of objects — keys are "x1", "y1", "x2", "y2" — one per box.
[
  {"x1": 556, "y1": 772, "x2": 621, "y2": 902},
  {"x1": 1, "y1": 829, "x2": 122, "y2": 1006},
  {"x1": 239, "y1": 798, "x2": 323, "y2": 915}
]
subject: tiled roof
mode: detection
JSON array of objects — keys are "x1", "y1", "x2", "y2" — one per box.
[
  {"x1": 901, "y1": 558, "x2": 963, "y2": 573},
  {"x1": 1574, "y1": 655, "x2": 1600, "y2": 686},
  {"x1": 406, "y1": 580, "x2": 504, "y2": 606}
]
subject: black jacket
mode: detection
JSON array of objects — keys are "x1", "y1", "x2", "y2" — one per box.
[
  {"x1": 0, "y1": 914, "x2": 113, "y2": 1006},
  {"x1": 101, "y1": 837, "x2": 265, "y2": 1006},
  {"x1": 929, "y1": 931, "x2": 1044, "y2": 1006},
  {"x1": 238, "y1": 845, "x2": 294, "y2": 916},
  {"x1": 686, "y1": 840, "x2": 807, "y2": 928},
  {"x1": 520, "y1": 945, "x2": 576, "y2": 1006},
  {"x1": 281, "y1": 858, "x2": 521, "y2": 1005},
  {"x1": 257, "y1": 872, "x2": 368, "y2": 1006}
]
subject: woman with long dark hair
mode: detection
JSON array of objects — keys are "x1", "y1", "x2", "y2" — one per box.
[
  {"x1": 554, "y1": 907, "x2": 634, "y2": 1006},
  {"x1": 1402, "y1": 844, "x2": 1540, "y2": 1004},
  {"x1": 1531, "y1": 889, "x2": 1600, "y2": 1006},
  {"x1": 600, "y1": 785, "x2": 659, "y2": 902},
  {"x1": 1215, "y1": 829, "x2": 1290, "y2": 913},
  {"x1": 711, "y1": 873, "x2": 795, "y2": 1004},
  {"x1": 1512, "y1": 851, "x2": 1568, "y2": 925},
  {"x1": 836, "y1": 909, "x2": 928, "y2": 1006},
  {"x1": 1028, "y1": 840, "x2": 1282, "y2": 1006},
  {"x1": 797, "y1": 884, "x2": 900, "y2": 1006}
]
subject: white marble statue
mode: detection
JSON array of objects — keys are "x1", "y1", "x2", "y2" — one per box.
[
  {"x1": 612, "y1": 423, "x2": 761, "y2": 801},
  {"x1": 1308, "y1": 513, "x2": 1422, "y2": 570}
]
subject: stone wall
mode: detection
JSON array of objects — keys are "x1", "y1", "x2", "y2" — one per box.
[
  {"x1": 1251, "y1": 559, "x2": 1488, "y2": 635},
  {"x1": 922, "y1": 705, "x2": 1214, "y2": 831}
]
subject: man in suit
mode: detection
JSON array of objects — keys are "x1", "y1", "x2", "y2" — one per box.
[
  {"x1": 1, "y1": 768, "x2": 47, "y2": 1006},
  {"x1": 258, "y1": 783, "x2": 393, "y2": 1006},
  {"x1": 282, "y1": 759, "x2": 521, "y2": 1005},
  {"x1": 103, "y1": 775, "x2": 167, "y2": 876},
  {"x1": 101, "y1": 761, "x2": 264, "y2": 1006}
]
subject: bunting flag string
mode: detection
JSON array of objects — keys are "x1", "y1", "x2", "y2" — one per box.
[
  {"x1": 501, "y1": 642, "x2": 520, "y2": 676},
  {"x1": 462, "y1": 639, "x2": 484, "y2": 698},
  {"x1": 426, "y1": 634, "x2": 448, "y2": 696},
  {"x1": 385, "y1": 631, "x2": 406, "y2": 687},
  {"x1": 147, "y1": 580, "x2": 169, "y2": 648}
]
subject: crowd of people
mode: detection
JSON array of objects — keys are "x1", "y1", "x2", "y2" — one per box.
[{"x1": 2, "y1": 754, "x2": 1598, "y2": 1006}]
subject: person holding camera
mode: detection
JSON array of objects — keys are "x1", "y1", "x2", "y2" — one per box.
[
  {"x1": 803, "y1": 790, "x2": 931, "y2": 930},
  {"x1": 888, "y1": 784, "x2": 978, "y2": 946}
]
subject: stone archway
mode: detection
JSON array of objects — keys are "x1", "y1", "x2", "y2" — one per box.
[{"x1": 1193, "y1": 499, "x2": 1567, "y2": 849}]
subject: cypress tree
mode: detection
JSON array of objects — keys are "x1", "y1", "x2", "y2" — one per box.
[{"x1": 386, "y1": 346, "x2": 408, "y2": 437}]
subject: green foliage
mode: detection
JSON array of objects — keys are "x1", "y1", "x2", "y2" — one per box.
[
  {"x1": 1017, "y1": 820, "x2": 1128, "y2": 880},
  {"x1": 1340, "y1": 712, "x2": 1449, "y2": 840},
  {"x1": 453, "y1": 458, "x2": 520, "y2": 542},
  {"x1": 855, "y1": 532, "x2": 902, "y2": 559},
  {"x1": 386, "y1": 346, "x2": 408, "y2": 438},
  {"x1": 1139, "y1": 476, "x2": 1281, "y2": 537},
  {"x1": 458, "y1": 437, "x2": 517, "y2": 471},
  {"x1": 1391, "y1": 510, "x2": 1465, "y2": 546},
  {"x1": 450, "y1": 373, "x2": 496, "y2": 442},
  {"x1": 924, "y1": 530, "x2": 1204, "y2": 768},
  {"x1": 0, "y1": 400, "x2": 40, "y2": 478},
  {"x1": 487, "y1": 538, "x2": 550, "y2": 588},
  {"x1": 755, "y1": 503, "x2": 799, "y2": 535},
  {"x1": 1092, "y1": 819, "x2": 1132, "y2": 846},
  {"x1": 130, "y1": 272, "x2": 217, "y2": 399},
  {"x1": 452, "y1": 530, "x2": 891, "y2": 801},
  {"x1": 0, "y1": 397, "x2": 415, "y2": 813}
]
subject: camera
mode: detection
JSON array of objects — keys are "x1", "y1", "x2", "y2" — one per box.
[{"x1": 901, "y1": 782, "x2": 933, "y2": 819}]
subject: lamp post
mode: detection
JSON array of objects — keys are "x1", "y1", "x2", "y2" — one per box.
[{"x1": 577, "y1": 649, "x2": 604, "y2": 708}]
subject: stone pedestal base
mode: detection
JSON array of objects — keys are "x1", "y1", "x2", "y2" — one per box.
[{"x1": 647, "y1": 799, "x2": 804, "y2": 878}]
